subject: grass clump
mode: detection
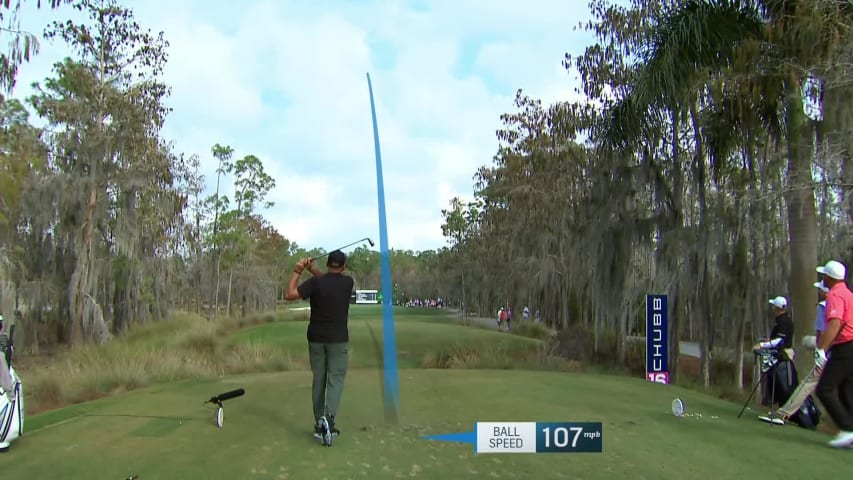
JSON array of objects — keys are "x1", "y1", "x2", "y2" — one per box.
[
  {"x1": 509, "y1": 321, "x2": 555, "y2": 341},
  {"x1": 23, "y1": 311, "x2": 302, "y2": 414}
]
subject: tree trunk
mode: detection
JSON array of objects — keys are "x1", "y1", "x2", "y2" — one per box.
[
  {"x1": 669, "y1": 282, "x2": 682, "y2": 383},
  {"x1": 735, "y1": 309, "x2": 747, "y2": 389},
  {"x1": 226, "y1": 267, "x2": 234, "y2": 317},
  {"x1": 784, "y1": 95, "x2": 818, "y2": 378},
  {"x1": 212, "y1": 250, "x2": 223, "y2": 319},
  {"x1": 68, "y1": 184, "x2": 98, "y2": 345}
]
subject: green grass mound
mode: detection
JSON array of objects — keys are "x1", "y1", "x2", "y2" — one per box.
[
  {"x1": 7, "y1": 369, "x2": 839, "y2": 480},
  {"x1": 20, "y1": 307, "x2": 541, "y2": 415},
  {"x1": 229, "y1": 312, "x2": 541, "y2": 369}
]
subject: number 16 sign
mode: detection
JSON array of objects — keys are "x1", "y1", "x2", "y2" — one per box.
[{"x1": 646, "y1": 294, "x2": 669, "y2": 384}]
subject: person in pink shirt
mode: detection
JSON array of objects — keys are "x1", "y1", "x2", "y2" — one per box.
[{"x1": 814, "y1": 260, "x2": 853, "y2": 448}]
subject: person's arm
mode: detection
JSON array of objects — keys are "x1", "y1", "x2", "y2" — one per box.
[
  {"x1": 818, "y1": 319, "x2": 842, "y2": 351},
  {"x1": 285, "y1": 260, "x2": 309, "y2": 301},
  {"x1": 758, "y1": 337, "x2": 784, "y2": 349},
  {"x1": 815, "y1": 304, "x2": 825, "y2": 346},
  {"x1": 754, "y1": 319, "x2": 790, "y2": 350},
  {"x1": 818, "y1": 294, "x2": 844, "y2": 351}
]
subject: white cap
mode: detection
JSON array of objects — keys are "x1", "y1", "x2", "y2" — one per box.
[
  {"x1": 817, "y1": 260, "x2": 847, "y2": 280},
  {"x1": 769, "y1": 296, "x2": 787, "y2": 309},
  {"x1": 813, "y1": 280, "x2": 830, "y2": 293}
]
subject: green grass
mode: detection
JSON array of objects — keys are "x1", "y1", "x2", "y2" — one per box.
[
  {"x1": 8, "y1": 369, "x2": 842, "y2": 480},
  {"x1": 20, "y1": 310, "x2": 308, "y2": 413},
  {"x1": 8, "y1": 305, "x2": 845, "y2": 479},
  {"x1": 229, "y1": 307, "x2": 541, "y2": 369}
]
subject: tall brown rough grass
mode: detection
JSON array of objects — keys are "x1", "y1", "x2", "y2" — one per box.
[{"x1": 23, "y1": 311, "x2": 303, "y2": 414}]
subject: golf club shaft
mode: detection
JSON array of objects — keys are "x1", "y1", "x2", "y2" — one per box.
[{"x1": 311, "y1": 237, "x2": 373, "y2": 261}]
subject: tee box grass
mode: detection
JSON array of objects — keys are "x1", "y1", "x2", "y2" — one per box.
[{"x1": 5, "y1": 306, "x2": 845, "y2": 479}]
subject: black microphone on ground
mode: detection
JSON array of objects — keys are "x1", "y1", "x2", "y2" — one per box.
[{"x1": 205, "y1": 388, "x2": 245, "y2": 405}]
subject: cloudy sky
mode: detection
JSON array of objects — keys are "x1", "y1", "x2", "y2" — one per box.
[{"x1": 13, "y1": 0, "x2": 609, "y2": 253}]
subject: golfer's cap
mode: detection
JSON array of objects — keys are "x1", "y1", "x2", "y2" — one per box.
[
  {"x1": 327, "y1": 250, "x2": 346, "y2": 267},
  {"x1": 814, "y1": 280, "x2": 830, "y2": 293},
  {"x1": 769, "y1": 296, "x2": 787, "y2": 309},
  {"x1": 817, "y1": 260, "x2": 846, "y2": 280}
]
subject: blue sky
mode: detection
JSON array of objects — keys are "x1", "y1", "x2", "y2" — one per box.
[{"x1": 12, "y1": 0, "x2": 608, "y2": 253}]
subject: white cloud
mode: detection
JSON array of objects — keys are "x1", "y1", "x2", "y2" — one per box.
[{"x1": 11, "y1": 0, "x2": 605, "y2": 253}]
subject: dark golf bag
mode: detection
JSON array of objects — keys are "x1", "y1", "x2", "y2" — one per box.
[
  {"x1": 790, "y1": 394, "x2": 821, "y2": 429},
  {"x1": 760, "y1": 350, "x2": 799, "y2": 408}
]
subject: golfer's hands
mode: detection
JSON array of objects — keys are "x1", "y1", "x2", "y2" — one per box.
[
  {"x1": 815, "y1": 348, "x2": 827, "y2": 369},
  {"x1": 294, "y1": 258, "x2": 309, "y2": 274}
]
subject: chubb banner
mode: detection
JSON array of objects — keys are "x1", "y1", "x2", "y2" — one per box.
[{"x1": 646, "y1": 294, "x2": 669, "y2": 384}]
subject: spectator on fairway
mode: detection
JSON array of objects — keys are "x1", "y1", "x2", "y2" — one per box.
[
  {"x1": 285, "y1": 250, "x2": 354, "y2": 441},
  {"x1": 753, "y1": 296, "x2": 797, "y2": 408},
  {"x1": 814, "y1": 260, "x2": 853, "y2": 448},
  {"x1": 498, "y1": 308, "x2": 507, "y2": 331},
  {"x1": 758, "y1": 280, "x2": 829, "y2": 425},
  {"x1": 523, "y1": 306, "x2": 530, "y2": 321}
]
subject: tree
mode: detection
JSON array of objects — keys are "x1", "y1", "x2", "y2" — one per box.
[
  {"x1": 205, "y1": 143, "x2": 232, "y2": 318},
  {"x1": 598, "y1": 0, "x2": 853, "y2": 377},
  {"x1": 0, "y1": 0, "x2": 73, "y2": 93},
  {"x1": 28, "y1": 0, "x2": 172, "y2": 344}
]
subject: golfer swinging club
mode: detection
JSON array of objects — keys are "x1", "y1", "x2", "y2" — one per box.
[{"x1": 285, "y1": 250, "x2": 354, "y2": 446}]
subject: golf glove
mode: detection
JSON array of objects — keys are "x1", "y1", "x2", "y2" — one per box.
[{"x1": 815, "y1": 348, "x2": 827, "y2": 369}]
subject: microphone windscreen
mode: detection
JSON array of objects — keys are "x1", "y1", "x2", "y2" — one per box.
[{"x1": 216, "y1": 388, "x2": 245, "y2": 402}]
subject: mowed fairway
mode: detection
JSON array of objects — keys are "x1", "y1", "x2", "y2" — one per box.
[{"x1": 5, "y1": 306, "x2": 846, "y2": 479}]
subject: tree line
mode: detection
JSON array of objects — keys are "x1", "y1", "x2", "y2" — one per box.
[
  {"x1": 439, "y1": 0, "x2": 853, "y2": 388},
  {"x1": 5, "y1": 0, "x2": 851, "y2": 396},
  {"x1": 0, "y1": 0, "x2": 453, "y2": 353}
]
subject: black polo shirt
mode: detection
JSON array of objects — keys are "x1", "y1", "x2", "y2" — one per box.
[
  {"x1": 297, "y1": 272, "x2": 354, "y2": 343},
  {"x1": 770, "y1": 312, "x2": 794, "y2": 349}
]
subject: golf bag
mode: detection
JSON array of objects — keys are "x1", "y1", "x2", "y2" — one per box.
[
  {"x1": 789, "y1": 394, "x2": 821, "y2": 430},
  {"x1": 0, "y1": 364, "x2": 23, "y2": 452},
  {"x1": 0, "y1": 322, "x2": 23, "y2": 452},
  {"x1": 759, "y1": 349, "x2": 799, "y2": 408}
]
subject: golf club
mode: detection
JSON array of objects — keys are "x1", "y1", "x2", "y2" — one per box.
[{"x1": 310, "y1": 237, "x2": 375, "y2": 262}]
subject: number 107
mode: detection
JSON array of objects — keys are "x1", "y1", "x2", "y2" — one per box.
[{"x1": 542, "y1": 426, "x2": 582, "y2": 448}]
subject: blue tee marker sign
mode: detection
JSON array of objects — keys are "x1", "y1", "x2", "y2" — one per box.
[{"x1": 646, "y1": 294, "x2": 669, "y2": 384}]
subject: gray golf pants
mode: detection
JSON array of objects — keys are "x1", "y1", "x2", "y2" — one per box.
[{"x1": 308, "y1": 342, "x2": 349, "y2": 422}]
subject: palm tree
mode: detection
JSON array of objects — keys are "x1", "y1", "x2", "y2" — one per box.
[{"x1": 598, "y1": 0, "x2": 853, "y2": 376}]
